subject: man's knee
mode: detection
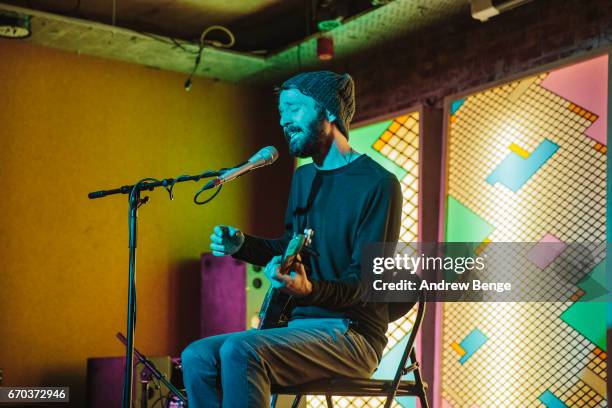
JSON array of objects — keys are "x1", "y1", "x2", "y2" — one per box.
[
  {"x1": 181, "y1": 344, "x2": 195, "y2": 366},
  {"x1": 181, "y1": 337, "x2": 219, "y2": 369},
  {"x1": 219, "y1": 335, "x2": 260, "y2": 364}
]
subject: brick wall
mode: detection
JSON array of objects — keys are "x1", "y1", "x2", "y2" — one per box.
[{"x1": 332, "y1": 0, "x2": 611, "y2": 122}]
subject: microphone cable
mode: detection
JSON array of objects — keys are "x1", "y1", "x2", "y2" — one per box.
[
  {"x1": 184, "y1": 25, "x2": 236, "y2": 91},
  {"x1": 194, "y1": 181, "x2": 223, "y2": 205},
  {"x1": 193, "y1": 167, "x2": 235, "y2": 205}
]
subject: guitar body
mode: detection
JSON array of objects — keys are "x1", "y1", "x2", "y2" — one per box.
[
  {"x1": 258, "y1": 229, "x2": 314, "y2": 330},
  {"x1": 258, "y1": 289, "x2": 293, "y2": 329}
]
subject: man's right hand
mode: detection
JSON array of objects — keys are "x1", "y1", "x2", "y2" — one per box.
[{"x1": 210, "y1": 225, "x2": 245, "y2": 256}]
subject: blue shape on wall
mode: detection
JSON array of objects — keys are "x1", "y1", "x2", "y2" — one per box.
[
  {"x1": 538, "y1": 390, "x2": 568, "y2": 408},
  {"x1": 451, "y1": 98, "x2": 466, "y2": 115},
  {"x1": 486, "y1": 138, "x2": 559, "y2": 192},
  {"x1": 459, "y1": 328, "x2": 488, "y2": 364}
]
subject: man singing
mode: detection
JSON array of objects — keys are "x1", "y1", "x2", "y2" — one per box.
[{"x1": 182, "y1": 71, "x2": 403, "y2": 407}]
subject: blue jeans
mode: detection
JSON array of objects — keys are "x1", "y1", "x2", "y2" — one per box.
[{"x1": 181, "y1": 318, "x2": 379, "y2": 408}]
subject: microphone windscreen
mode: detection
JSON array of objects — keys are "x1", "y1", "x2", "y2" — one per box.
[{"x1": 253, "y1": 146, "x2": 279, "y2": 164}]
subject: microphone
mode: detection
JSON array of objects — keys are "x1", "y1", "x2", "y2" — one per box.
[{"x1": 205, "y1": 146, "x2": 279, "y2": 189}]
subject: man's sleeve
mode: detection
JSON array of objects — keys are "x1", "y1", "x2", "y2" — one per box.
[
  {"x1": 231, "y1": 233, "x2": 290, "y2": 266},
  {"x1": 295, "y1": 176, "x2": 403, "y2": 309},
  {"x1": 231, "y1": 172, "x2": 298, "y2": 266}
]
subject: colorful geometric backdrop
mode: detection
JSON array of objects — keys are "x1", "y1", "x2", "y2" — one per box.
[{"x1": 442, "y1": 54, "x2": 608, "y2": 407}]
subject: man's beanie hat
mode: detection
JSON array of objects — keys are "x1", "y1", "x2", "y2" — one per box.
[{"x1": 280, "y1": 71, "x2": 355, "y2": 139}]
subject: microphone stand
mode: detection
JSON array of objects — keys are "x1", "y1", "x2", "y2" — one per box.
[{"x1": 88, "y1": 171, "x2": 219, "y2": 408}]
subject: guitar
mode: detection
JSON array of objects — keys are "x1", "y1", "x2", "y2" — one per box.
[{"x1": 257, "y1": 229, "x2": 314, "y2": 329}]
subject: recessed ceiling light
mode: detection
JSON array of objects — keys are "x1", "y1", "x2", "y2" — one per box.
[{"x1": 0, "y1": 13, "x2": 31, "y2": 39}]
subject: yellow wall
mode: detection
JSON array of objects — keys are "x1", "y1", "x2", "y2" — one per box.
[{"x1": 0, "y1": 41, "x2": 288, "y2": 405}]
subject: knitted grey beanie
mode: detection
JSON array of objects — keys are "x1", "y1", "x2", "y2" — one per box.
[{"x1": 280, "y1": 71, "x2": 355, "y2": 139}]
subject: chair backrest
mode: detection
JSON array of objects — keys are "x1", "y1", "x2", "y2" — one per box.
[
  {"x1": 388, "y1": 274, "x2": 424, "y2": 322},
  {"x1": 388, "y1": 301, "x2": 417, "y2": 322},
  {"x1": 388, "y1": 289, "x2": 426, "y2": 388}
]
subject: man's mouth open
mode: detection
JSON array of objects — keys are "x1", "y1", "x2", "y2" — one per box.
[{"x1": 287, "y1": 130, "x2": 302, "y2": 140}]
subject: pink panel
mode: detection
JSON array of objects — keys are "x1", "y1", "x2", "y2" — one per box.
[
  {"x1": 541, "y1": 54, "x2": 608, "y2": 145},
  {"x1": 527, "y1": 233, "x2": 568, "y2": 269}
]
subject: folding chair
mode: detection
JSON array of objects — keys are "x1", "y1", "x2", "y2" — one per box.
[{"x1": 271, "y1": 292, "x2": 429, "y2": 408}]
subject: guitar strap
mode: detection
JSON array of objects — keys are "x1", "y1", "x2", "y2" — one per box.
[
  {"x1": 293, "y1": 170, "x2": 323, "y2": 273},
  {"x1": 295, "y1": 170, "x2": 323, "y2": 231}
]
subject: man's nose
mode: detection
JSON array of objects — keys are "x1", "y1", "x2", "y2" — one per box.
[{"x1": 280, "y1": 114, "x2": 291, "y2": 129}]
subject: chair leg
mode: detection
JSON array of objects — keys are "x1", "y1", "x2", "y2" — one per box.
[
  {"x1": 271, "y1": 394, "x2": 278, "y2": 408},
  {"x1": 384, "y1": 390, "x2": 398, "y2": 408},
  {"x1": 291, "y1": 394, "x2": 302, "y2": 408},
  {"x1": 325, "y1": 395, "x2": 333, "y2": 408},
  {"x1": 419, "y1": 392, "x2": 430, "y2": 408}
]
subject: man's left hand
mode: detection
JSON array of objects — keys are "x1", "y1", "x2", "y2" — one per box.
[{"x1": 264, "y1": 255, "x2": 313, "y2": 297}]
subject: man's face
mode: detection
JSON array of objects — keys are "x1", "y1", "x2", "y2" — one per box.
[{"x1": 278, "y1": 88, "x2": 328, "y2": 158}]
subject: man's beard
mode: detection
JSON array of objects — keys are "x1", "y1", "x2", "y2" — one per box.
[{"x1": 283, "y1": 115, "x2": 327, "y2": 158}]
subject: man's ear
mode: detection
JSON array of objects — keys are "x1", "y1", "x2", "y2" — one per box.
[{"x1": 325, "y1": 109, "x2": 337, "y2": 123}]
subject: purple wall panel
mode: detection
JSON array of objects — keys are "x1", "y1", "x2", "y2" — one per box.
[
  {"x1": 200, "y1": 254, "x2": 246, "y2": 338},
  {"x1": 87, "y1": 357, "x2": 132, "y2": 408}
]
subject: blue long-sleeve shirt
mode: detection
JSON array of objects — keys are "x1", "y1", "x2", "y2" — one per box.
[{"x1": 233, "y1": 154, "x2": 403, "y2": 359}]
